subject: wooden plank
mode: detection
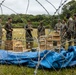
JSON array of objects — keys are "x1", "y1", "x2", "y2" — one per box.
[
  {"x1": 13, "y1": 40, "x2": 23, "y2": 52},
  {"x1": 5, "y1": 40, "x2": 13, "y2": 50}
]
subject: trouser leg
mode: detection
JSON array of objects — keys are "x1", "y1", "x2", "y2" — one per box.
[
  {"x1": 61, "y1": 35, "x2": 66, "y2": 48},
  {"x1": 74, "y1": 33, "x2": 76, "y2": 46},
  {"x1": 26, "y1": 37, "x2": 33, "y2": 49},
  {"x1": 74, "y1": 39, "x2": 76, "y2": 46},
  {"x1": 67, "y1": 32, "x2": 72, "y2": 47},
  {"x1": 0, "y1": 37, "x2": 2, "y2": 49},
  {"x1": 6, "y1": 32, "x2": 12, "y2": 40}
]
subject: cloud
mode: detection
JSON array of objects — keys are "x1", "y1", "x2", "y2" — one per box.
[{"x1": 0, "y1": 0, "x2": 71, "y2": 15}]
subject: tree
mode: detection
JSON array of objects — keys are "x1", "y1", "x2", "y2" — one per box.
[{"x1": 62, "y1": 0, "x2": 76, "y2": 17}]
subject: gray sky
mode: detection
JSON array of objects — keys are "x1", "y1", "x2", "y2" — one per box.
[{"x1": 0, "y1": 0, "x2": 71, "y2": 15}]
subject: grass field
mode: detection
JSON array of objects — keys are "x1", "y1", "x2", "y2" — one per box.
[
  {"x1": 2, "y1": 28, "x2": 69, "y2": 49},
  {"x1": 0, "y1": 28, "x2": 76, "y2": 75},
  {"x1": 0, "y1": 65, "x2": 76, "y2": 75},
  {"x1": 2, "y1": 28, "x2": 50, "y2": 49}
]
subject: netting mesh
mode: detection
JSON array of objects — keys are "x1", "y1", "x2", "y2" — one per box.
[{"x1": 0, "y1": 0, "x2": 76, "y2": 75}]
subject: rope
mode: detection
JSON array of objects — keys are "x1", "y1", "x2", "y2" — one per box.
[
  {"x1": 26, "y1": 0, "x2": 30, "y2": 14},
  {"x1": 45, "y1": 0, "x2": 59, "y2": 15},
  {"x1": 0, "y1": 6, "x2": 3, "y2": 14},
  {"x1": 54, "y1": 0, "x2": 68, "y2": 15},
  {"x1": 0, "y1": 1, "x2": 74, "y2": 75},
  {"x1": 2, "y1": 4, "x2": 18, "y2": 14},
  {"x1": 57, "y1": 0, "x2": 63, "y2": 18},
  {"x1": 0, "y1": 0, "x2": 6, "y2": 14},
  {"x1": 34, "y1": 0, "x2": 69, "y2": 74},
  {"x1": 2, "y1": 4, "x2": 32, "y2": 40},
  {"x1": 2, "y1": 4, "x2": 36, "y2": 43},
  {"x1": 0, "y1": 0, "x2": 6, "y2": 6},
  {"x1": 60, "y1": 0, "x2": 63, "y2": 6},
  {"x1": 35, "y1": 0, "x2": 50, "y2": 16}
]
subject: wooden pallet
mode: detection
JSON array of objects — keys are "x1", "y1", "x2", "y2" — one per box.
[
  {"x1": 39, "y1": 35, "x2": 46, "y2": 50},
  {"x1": 5, "y1": 40, "x2": 13, "y2": 50},
  {"x1": 39, "y1": 31, "x2": 61, "y2": 50},
  {"x1": 13, "y1": 40, "x2": 23, "y2": 52}
]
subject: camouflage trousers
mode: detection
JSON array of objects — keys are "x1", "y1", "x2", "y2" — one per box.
[
  {"x1": 74, "y1": 32, "x2": 76, "y2": 46},
  {"x1": 66, "y1": 31, "x2": 72, "y2": 46},
  {"x1": 61, "y1": 33, "x2": 67, "y2": 48},
  {"x1": 61, "y1": 31, "x2": 73, "y2": 48},
  {"x1": 0, "y1": 36, "x2": 2, "y2": 48}
]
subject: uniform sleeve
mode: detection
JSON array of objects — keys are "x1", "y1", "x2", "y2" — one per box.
[
  {"x1": 24, "y1": 25, "x2": 26, "y2": 30},
  {"x1": 4, "y1": 23, "x2": 9, "y2": 31},
  {"x1": 24, "y1": 25, "x2": 28, "y2": 30},
  {"x1": 54, "y1": 24, "x2": 57, "y2": 30}
]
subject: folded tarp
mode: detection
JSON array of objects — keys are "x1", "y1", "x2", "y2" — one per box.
[{"x1": 0, "y1": 46, "x2": 76, "y2": 69}]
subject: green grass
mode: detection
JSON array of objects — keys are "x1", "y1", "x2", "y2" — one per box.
[
  {"x1": 1, "y1": 28, "x2": 76, "y2": 75},
  {"x1": 0, "y1": 65, "x2": 76, "y2": 75},
  {"x1": 2, "y1": 28, "x2": 49, "y2": 49}
]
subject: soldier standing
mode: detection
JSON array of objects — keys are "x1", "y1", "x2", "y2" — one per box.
[
  {"x1": 66, "y1": 13, "x2": 74, "y2": 47},
  {"x1": 73, "y1": 13, "x2": 76, "y2": 46},
  {"x1": 24, "y1": 20, "x2": 33, "y2": 49},
  {"x1": 61, "y1": 19, "x2": 67, "y2": 48},
  {"x1": 5, "y1": 18, "x2": 13, "y2": 40},
  {"x1": 55, "y1": 19, "x2": 62, "y2": 32},
  {"x1": 37, "y1": 21, "x2": 45, "y2": 38},
  {"x1": 0, "y1": 18, "x2": 3, "y2": 48}
]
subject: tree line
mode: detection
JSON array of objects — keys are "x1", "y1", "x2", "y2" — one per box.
[
  {"x1": 0, "y1": 0, "x2": 76, "y2": 29},
  {"x1": 0, "y1": 14, "x2": 53, "y2": 28}
]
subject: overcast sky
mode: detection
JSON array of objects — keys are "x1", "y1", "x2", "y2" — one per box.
[{"x1": 0, "y1": 0, "x2": 71, "y2": 15}]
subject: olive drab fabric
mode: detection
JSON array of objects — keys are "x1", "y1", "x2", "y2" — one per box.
[
  {"x1": 61, "y1": 21, "x2": 67, "y2": 48},
  {"x1": 0, "y1": 23, "x2": 2, "y2": 47},
  {"x1": 54, "y1": 19, "x2": 62, "y2": 31},
  {"x1": 73, "y1": 18, "x2": 76, "y2": 45},
  {"x1": 37, "y1": 21, "x2": 45, "y2": 38},
  {"x1": 37, "y1": 25, "x2": 45, "y2": 38},
  {"x1": 67, "y1": 17, "x2": 74, "y2": 46},
  {"x1": 24, "y1": 23, "x2": 33, "y2": 49},
  {"x1": 5, "y1": 22, "x2": 13, "y2": 40}
]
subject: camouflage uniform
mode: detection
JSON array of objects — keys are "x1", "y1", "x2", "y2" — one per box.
[
  {"x1": 73, "y1": 23, "x2": 76, "y2": 46},
  {"x1": 55, "y1": 22, "x2": 62, "y2": 32},
  {"x1": 0, "y1": 23, "x2": 2, "y2": 47},
  {"x1": 24, "y1": 23, "x2": 33, "y2": 49},
  {"x1": 67, "y1": 17, "x2": 74, "y2": 46},
  {"x1": 5, "y1": 22, "x2": 13, "y2": 40},
  {"x1": 61, "y1": 22, "x2": 67, "y2": 48},
  {"x1": 73, "y1": 18, "x2": 76, "y2": 46},
  {"x1": 54, "y1": 20, "x2": 63, "y2": 48},
  {"x1": 24, "y1": 24, "x2": 33, "y2": 41},
  {"x1": 5, "y1": 18, "x2": 13, "y2": 40},
  {"x1": 37, "y1": 22, "x2": 45, "y2": 38}
]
